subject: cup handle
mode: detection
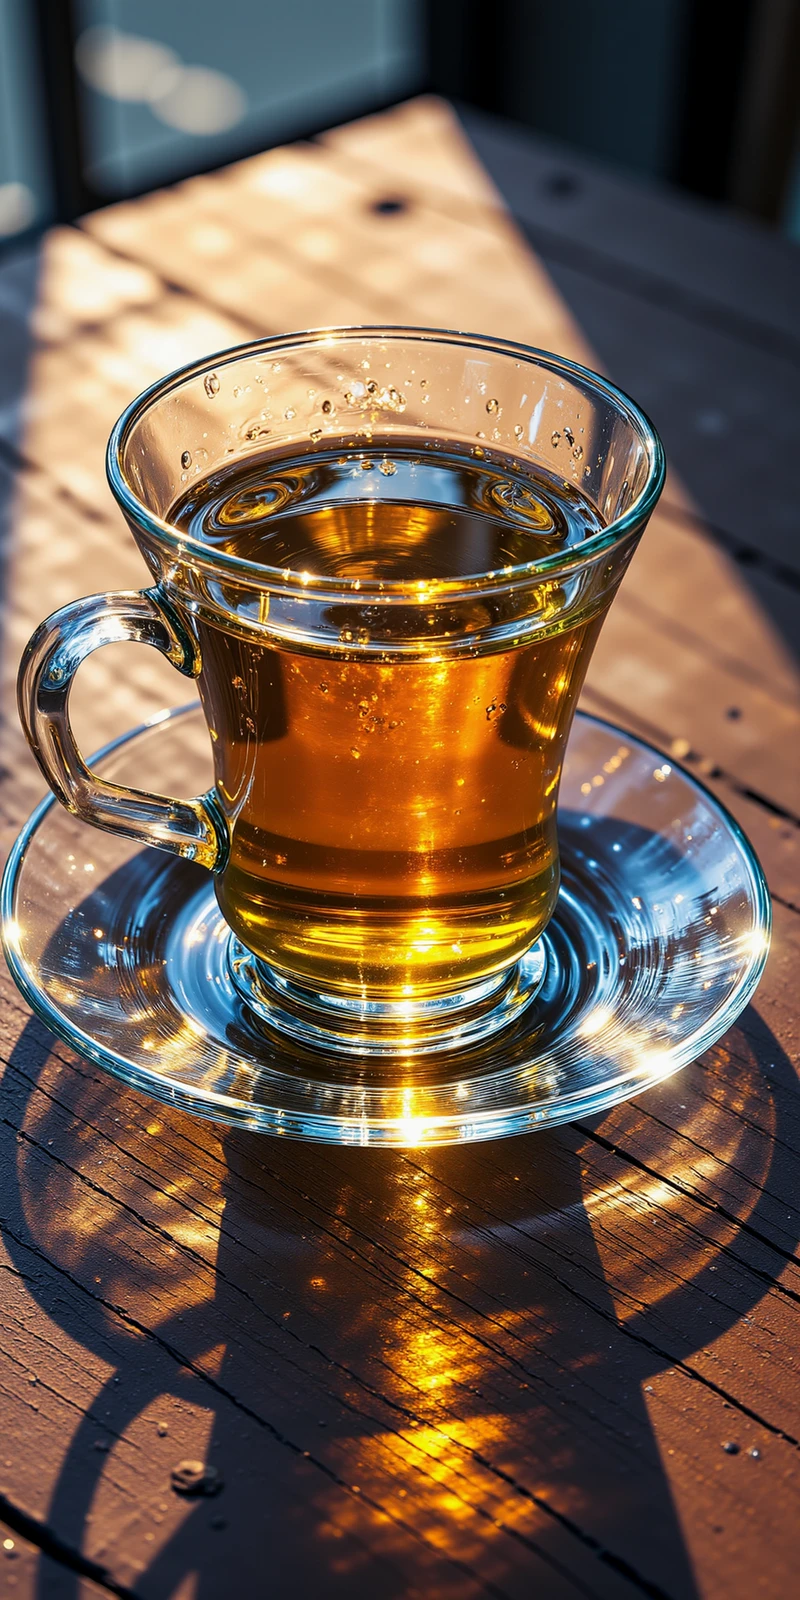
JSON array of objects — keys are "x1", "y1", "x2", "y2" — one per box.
[{"x1": 17, "y1": 587, "x2": 228, "y2": 872}]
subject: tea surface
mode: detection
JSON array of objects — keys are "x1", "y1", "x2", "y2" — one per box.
[{"x1": 174, "y1": 441, "x2": 600, "y2": 577}]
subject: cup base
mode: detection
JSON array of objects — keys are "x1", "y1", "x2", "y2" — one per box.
[{"x1": 227, "y1": 940, "x2": 547, "y2": 1057}]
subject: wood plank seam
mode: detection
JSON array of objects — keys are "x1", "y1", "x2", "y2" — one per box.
[
  {"x1": 653, "y1": 499, "x2": 800, "y2": 599},
  {"x1": 0, "y1": 1490, "x2": 134, "y2": 1597},
  {"x1": 575, "y1": 1127, "x2": 800, "y2": 1291},
  {"x1": 510, "y1": 217, "x2": 800, "y2": 373}
]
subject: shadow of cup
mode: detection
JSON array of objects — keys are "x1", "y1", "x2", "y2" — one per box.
[{"x1": 2, "y1": 1002, "x2": 792, "y2": 1597}]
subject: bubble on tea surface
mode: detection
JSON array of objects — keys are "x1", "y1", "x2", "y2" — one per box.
[
  {"x1": 321, "y1": 399, "x2": 332, "y2": 414},
  {"x1": 487, "y1": 478, "x2": 554, "y2": 528},
  {"x1": 181, "y1": 450, "x2": 192, "y2": 469},
  {"x1": 309, "y1": 428, "x2": 322, "y2": 442},
  {"x1": 219, "y1": 479, "x2": 293, "y2": 524},
  {"x1": 379, "y1": 457, "x2": 397, "y2": 475},
  {"x1": 551, "y1": 430, "x2": 561, "y2": 447},
  {"x1": 204, "y1": 372, "x2": 220, "y2": 397},
  {"x1": 486, "y1": 397, "x2": 500, "y2": 415}
]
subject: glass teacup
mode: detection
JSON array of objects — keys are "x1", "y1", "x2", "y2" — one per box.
[{"x1": 18, "y1": 329, "x2": 664, "y2": 1056}]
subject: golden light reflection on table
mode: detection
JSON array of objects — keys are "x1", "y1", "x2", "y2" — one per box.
[{"x1": 5, "y1": 1014, "x2": 776, "y2": 1588}]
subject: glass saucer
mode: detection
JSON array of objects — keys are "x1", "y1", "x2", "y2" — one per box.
[{"x1": 1, "y1": 705, "x2": 770, "y2": 1147}]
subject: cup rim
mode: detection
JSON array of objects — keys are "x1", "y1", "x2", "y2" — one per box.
[{"x1": 107, "y1": 326, "x2": 666, "y2": 597}]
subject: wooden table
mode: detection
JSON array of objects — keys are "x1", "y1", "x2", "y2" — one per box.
[{"x1": 0, "y1": 98, "x2": 798, "y2": 1599}]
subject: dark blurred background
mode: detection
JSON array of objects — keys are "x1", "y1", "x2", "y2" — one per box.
[{"x1": 1, "y1": 0, "x2": 799, "y2": 247}]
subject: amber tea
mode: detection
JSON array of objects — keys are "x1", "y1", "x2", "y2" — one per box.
[{"x1": 170, "y1": 441, "x2": 606, "y2": 999}]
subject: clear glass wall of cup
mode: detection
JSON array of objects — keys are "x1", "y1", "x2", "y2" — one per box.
[{"x1": 18, "y1": 329, "x2": 665, "y2": 1058}]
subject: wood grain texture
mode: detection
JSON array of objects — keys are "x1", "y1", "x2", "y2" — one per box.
[
  {"x1": 0, "y1": 96, "x2": 797, "y2": 1598},
  {"x1": 0, "y1": 1517, "x2": 110, "y2": 1599}
]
